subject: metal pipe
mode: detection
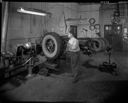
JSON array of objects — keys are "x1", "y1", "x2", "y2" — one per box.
[
  {"x1": 6, "y1": 57, "x2": 32, "y2": 72},
  {"x1": 1, "y1": 2, "x2": 9, "y2": 53}
]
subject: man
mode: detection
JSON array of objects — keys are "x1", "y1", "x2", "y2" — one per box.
[{"x1": 66, "y1": 31, "x2": 81, "y2": 83}]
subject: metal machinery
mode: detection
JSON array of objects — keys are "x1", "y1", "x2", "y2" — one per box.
[
  {"x1": 0, "y1": 31, "x2": 96, "y2": 83},
  {"x1": 0, "y1": 42, "x2": 38, "y2": 81},
  {"x1": 0, "y1": 32, "x2": 67, "y2": 84},
  {"x1": 98, "y1": 46, "x2": 118, "y2": 75},
  {"x1": 0, "y1": 3, "x2": 121, "y2": 86},
  {"x1": 0, "y1": 30, "x2": 119, "y2": 86},
  {"x1": 41, "y1": 32, "x2": 118, "y2": 75}
]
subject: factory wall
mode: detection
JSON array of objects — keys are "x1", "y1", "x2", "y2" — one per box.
[
  {"x1": 100, "y1": 3, "x2": 128, "y2": 51},
  {"x1": 5, "y1": 2, "x2": 128, "y2": 52},
  {"x1": 99, "y1": 3, "x2": 115, "y2": 37},
  {"x1": 122, "y1": 3, "x2": 128, "y2": 51},
  {"x1": 45, "y1": 3, "x2": 79, "y2": 35},
  {"x1": 6, "y1": 2, "x2": 79, "y2": 52},
  {"x1": 100, "y1": 3, "x2": 128, "y2": 37},
  {"x1": 6, "y1": 2, "x2": 47, "y2": 52},
  {"x1": 77, "y1": 4, "x2": 101, "y2": 38}
]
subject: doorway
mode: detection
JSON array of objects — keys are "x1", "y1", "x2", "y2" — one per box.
[
  {"x1": 104, "y1": 24, "x2": 123, "y2": 51},
  {"x1": 70, "y1": 25, "x2": 77, "y2": 38}
]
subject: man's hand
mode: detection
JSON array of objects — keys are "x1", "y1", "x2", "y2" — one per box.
[{"x1": 66, "y1": 43, "x2": 70, "y2": 51}]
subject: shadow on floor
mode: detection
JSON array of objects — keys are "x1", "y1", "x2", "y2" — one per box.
[
  {"x1": 0, "y1": 71, "x2": 28, "y2": 93},
  {"x1": 82, "y1": 59, "x2": 118, "y2": 76},
  {"x1": 82, "y1": 59, "x2": 99, "y2": 69},
  {"x1": 103, "y1": 80, "x2": 128, "y2": 103},
  {"x1": 48, "y1": 60, "x2": 72, "y2": 75}
]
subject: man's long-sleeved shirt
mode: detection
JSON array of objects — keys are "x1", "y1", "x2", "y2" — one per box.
[{"x1": 67, "y1": 37, "x2": 80, "y2": 52}]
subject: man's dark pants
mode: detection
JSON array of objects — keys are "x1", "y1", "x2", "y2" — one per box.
[{"x1": 68, "y1": 51, "x2": 81, "y2": 81}]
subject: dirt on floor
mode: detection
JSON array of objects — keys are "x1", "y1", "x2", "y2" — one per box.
[{"x1": 0, "y1": 51, "x2": 128, "y2": 103}]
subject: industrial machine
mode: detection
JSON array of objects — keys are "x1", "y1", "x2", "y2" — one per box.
[
  {"x1": 0, "y1": 33, "x2": 67, "y2": 84},
  {"x1": 0, "y1": 31, "x2": 112, "y2": 85},
  {"x1": 41, "y1": 32, "x2": 100, "y2": 60},
  {"x1": 0, "y1": 42, "x2": 38, "y2": 81}
]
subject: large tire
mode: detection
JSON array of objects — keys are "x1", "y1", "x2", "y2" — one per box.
[
  {"x1": 92, "y1": 38, "x2": 103, "y2": 52},
  {"x1": 42, "y1": 32, "x2": 63, "y2": 60},
  {"x1": 98, "y1": 38, "x2": 106, "y2": 51},
  {"x1": 102, "y1": 38, "x2": 110, "y2": 49}
]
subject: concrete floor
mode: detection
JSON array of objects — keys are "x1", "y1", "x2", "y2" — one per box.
[{"x1": 0, "y1": 51, "x2": 128, "y2": 103}]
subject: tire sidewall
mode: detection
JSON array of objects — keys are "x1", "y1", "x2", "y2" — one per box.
[
  {"x1": 42, "y1": 34, "x2": 58, "y2": 59},
  {"x1": 92, "y1": 38, "x2": 102, "y2": 52}
]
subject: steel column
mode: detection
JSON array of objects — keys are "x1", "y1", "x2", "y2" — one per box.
[{"x1": 1, "y1": 2, "x2": 9, "y2": 53}]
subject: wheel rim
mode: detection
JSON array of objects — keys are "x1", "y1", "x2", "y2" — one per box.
[
  {"x1": 92, "y1": 39, "x2": 103, "y2": 52},
  {"x1": 94, "y1": 41, "x2": 99, "y2": 48},
  {"x1": 45, "y1": 39, "x2": 55, "y2": 53}
]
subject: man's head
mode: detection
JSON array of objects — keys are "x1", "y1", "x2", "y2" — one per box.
[
  {"x1": 67, "y1": 33, "x2": 73, "y2": 38},
  {"x1": 67, "y1": 27, "x2": 73, "y2": 38}
]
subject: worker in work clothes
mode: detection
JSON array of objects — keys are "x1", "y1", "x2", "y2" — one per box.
[{"x1": 66, "y1": 32, "x2": 81, "y2": 83}]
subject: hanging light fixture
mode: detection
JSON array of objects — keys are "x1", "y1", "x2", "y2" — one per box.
[{"x1": 17, "y1": 7, "x2": 51, "y2": 16}]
